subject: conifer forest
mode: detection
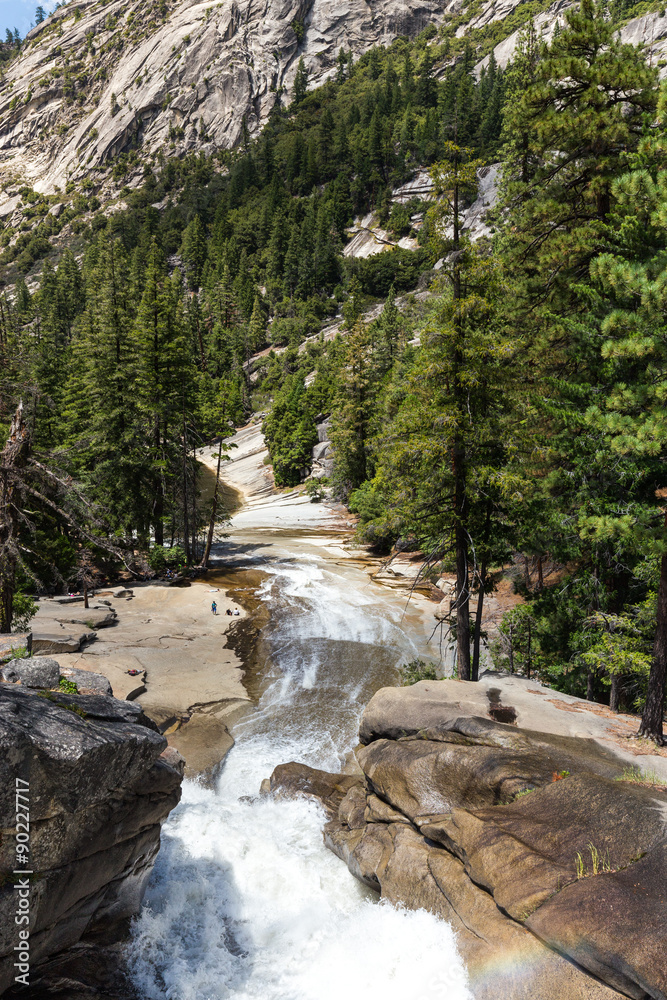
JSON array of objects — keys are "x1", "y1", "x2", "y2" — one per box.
[{"x1": 3, "y1": 0, "x2": 667, "y2": 742}]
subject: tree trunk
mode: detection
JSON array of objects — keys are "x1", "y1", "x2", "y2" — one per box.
[
  {"x1": 83, "y1": 582, "x2": 89, "y2": 610},
  {"x1": 508, "y1": 625, "x2": 514, "y2": 674},
  {"x1": 526, "y1": 619, "x2": 532, "y2": 680},
  {"x1": 587, "y1": 670, "x2": 595, "y2": 702},
  {"x1": 610, "y1": 674, "x2": 620, "y2": 714},
  {"x1": 153, "y1": 418, "x2": 164, "y2": 547},
  {"x1": 201, "y1": 435, "x2": 224, "y2": 570},
  {"x1": 639, "y1": 543, "x2": 667, "y2": 744},
  {"x1": 454, "y1": 453, "x2": 470, "y2": 680},
  {"x1": 471, "y1": 561, "x2": 486, "y2": 683},
  {"x1": 537, "y1": 556, "x2": 544, "y2": 591},
  {"x1": 181, "y1": 402, "x2": 189, "y2": 564},
  {"x1": 0, "y1": 403, "x2": 30, "y2": 633},
  {"x1": 524, "y1": 554, "x2": 531, "y2": 589},
  {"x1": 191, "y1": 439, "x2": 198, "y2": 563}
]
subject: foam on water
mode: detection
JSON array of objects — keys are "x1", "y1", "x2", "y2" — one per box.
[{"x1": 127, "y1": 554, "x2": 471, "y2": 1000}]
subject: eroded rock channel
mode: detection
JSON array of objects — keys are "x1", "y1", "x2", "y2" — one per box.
[{"x1": 271, "y1": 689, "x2": 667, "y2": 999}]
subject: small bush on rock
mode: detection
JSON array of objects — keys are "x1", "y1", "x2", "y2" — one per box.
[{"x1": 400, "y1": 658, "x2": 439, "y2": 685}]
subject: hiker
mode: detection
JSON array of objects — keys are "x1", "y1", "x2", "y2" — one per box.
[
  {"x1": 211, "y1": 601, "x2": 217, "y2": 615},
  {"x1": 226, "y1": 608, "x2": 233, "y2": 616}
]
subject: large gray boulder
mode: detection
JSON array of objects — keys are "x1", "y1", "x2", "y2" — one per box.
[
  {"x1": 0, "y1": 686, "x2": 182, "y2": 994},
  {"x1": 0, "y1": 656, "x2": 60, "y2": 689}
]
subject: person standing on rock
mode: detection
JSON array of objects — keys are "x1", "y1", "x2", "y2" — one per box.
[{"x1": 211, "y1": 601, "x2": 217, "y2": 615}]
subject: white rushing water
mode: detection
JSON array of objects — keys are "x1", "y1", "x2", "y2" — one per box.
[{"x1": 127, "y1": 551, "x2": 471, "y2": 1000}]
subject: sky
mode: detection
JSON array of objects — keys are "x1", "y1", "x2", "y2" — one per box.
[{"x1": 0, "y1": 0, "x2": 59, "y2": 39}]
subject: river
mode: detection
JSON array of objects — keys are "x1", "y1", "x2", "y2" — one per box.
[{"x1": 125, "y1": 427, "x2": 470, "y2": 1000}]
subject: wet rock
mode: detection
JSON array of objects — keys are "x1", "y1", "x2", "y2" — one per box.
[
  {"x1": 0, "y1": 656, "x2": 60, "y2": 689},
  {"x1": 166, "y1": 710, "x2": 234, "y2": 777},
  {"x1": 268, "y1": 762, "x2": 362, "y2": 819},
  {"x1": 270, "y1": 697, "x2": 667, "y2": 1000},
  {"x1": 0, "y1": 686, "x2": 181, "y2": 994},
  {"x1": 3, "y1": 941, "x2": 140, "y2": 1000}
]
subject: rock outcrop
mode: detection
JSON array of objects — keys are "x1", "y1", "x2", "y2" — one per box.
[
  {"x1": 0, "y1": 656, "x2": 60, "y2": 689},
  {"x1": 0, "y1": 0, "x2": 442, "y2": 213},
  {"x1": 0, "y1": 654, "x2": 113, "y2": 696},
  {"x1": 268, "y1": 681, "x2": 667, "y2": 1000},
  {"x1": 0, "y1": 685, "x2": 183, "y2": 995},
  {"x1": 3, "y1": 0, "x2": 666, "y2": 225}
]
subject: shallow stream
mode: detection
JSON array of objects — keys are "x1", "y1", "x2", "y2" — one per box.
[{"x1": 126, "y1": 525, "x2": 470, "y2": 1000}]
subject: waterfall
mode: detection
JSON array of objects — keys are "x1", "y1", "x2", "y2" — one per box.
[{"x1": 127, "y1": 550, "x2": 471, "y2": 1000}]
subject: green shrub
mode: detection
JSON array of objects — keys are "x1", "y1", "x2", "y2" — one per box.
[
  {"x1": 148, "y1": 545, "x2": 187, "y2": 574},
  {"x1": 11, "y1": 592, "x2": 38, "y2": 631},
  {"x1": 305, "y1": 478, "x2": 328, "y2": 502},
  {"x1": 344, "y1": 247, "x2": 432, "y2": 296},
  {"x1": 400, "y1": 658, "x2": 439, "y2": 685}
]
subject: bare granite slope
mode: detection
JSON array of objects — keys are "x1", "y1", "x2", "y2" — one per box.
[{"x1": 0, "y1": 0, "x2": 442, "y2": 213}]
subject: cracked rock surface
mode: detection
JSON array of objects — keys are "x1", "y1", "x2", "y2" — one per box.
[
  {"x1": 268, "y1": 688, "x2": 667, "y2": 1000},
  {"x1": 0, "y1": 686, "x2": 183, "y2": 994},
  {"x1": 0, "y1": 0, "x2": 442, "y2": 211}
]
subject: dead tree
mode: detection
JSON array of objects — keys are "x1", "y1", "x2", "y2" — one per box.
[{"x1": 0, "y1": 402, "x2": 30, "y2": 632}]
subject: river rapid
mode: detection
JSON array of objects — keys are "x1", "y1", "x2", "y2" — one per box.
[{"x1": 126, "y1": 477, "x2": 471, "y2": 999}]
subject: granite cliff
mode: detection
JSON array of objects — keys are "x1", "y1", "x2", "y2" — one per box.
[
  {"x1": 0, "y1": 0, "x2": 441, "y2": 216},
  {"x1": 3, "y1": 0, "x2": 667, "y2": 237}
]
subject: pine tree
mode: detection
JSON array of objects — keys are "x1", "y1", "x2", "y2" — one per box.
[
  {"x1": 133, "y1": 243, "x2": 187, "y2": 546},
  {"x1": 330, "y1": 320, "x2": 376, "y2": 495},
  {"x1": 247, "y1": 295, "x2": 266, "y2": 353},
  {"x1": 293, "y1": 57, "x2": 309, "y2": 105},
  {"x1": 181, "y1": 214, "x2": 207, "y2": 290},
  {"x1": 336, "y1": 48, "x2": 347, "y2": 84},
  {"x1": 584, "y1": 113, "x2": 667, "y2": 740},
  {"x1": 416, "y1": 51, "x2": 437, "y2": 108},
  {"x1": 502, "y1": 0, "x2": 657, "y2": 305}
]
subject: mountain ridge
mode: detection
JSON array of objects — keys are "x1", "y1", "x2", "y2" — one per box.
[{"x1": 0, "y1": 0, "x2": 443, "y2": 213}]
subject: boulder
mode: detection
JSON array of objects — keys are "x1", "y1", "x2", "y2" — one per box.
[
  {"x1": 58, "y1": 666, "x2": 113, "y2": 696},
  {"x1": 267, "y1": 701, "x2": 667, "y2": 1000},
  {"x1": 526, "y1": 842, "x2": 667, "y2": 1000},
  {"x1": 0, "y1": 656, "x2": 60, "y2": 689},
  {"x1": 359, "y1": 682, "x2": 488, "y2": 743},
  {"x1": 422, "y1": 772, "x2": 667, "y2": 921},
  {"x1": 0, "y1": 632, "x2": 32, "y2": 664},
  {"x1": 45, "y1": 691, "x2": 161, "y2": 731},
  {"x1": 0, "y1": 686, "x2": 182, "y2": 994},
  {"x1": 269, "y1": 762, "x2": 362, "y2": 819},
  {"x1": 37, "y1": 603, "x2": 117, "y2": 629},
  {"x1": 32, "y1": 630, "x2": 95, "y2": 654}
]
